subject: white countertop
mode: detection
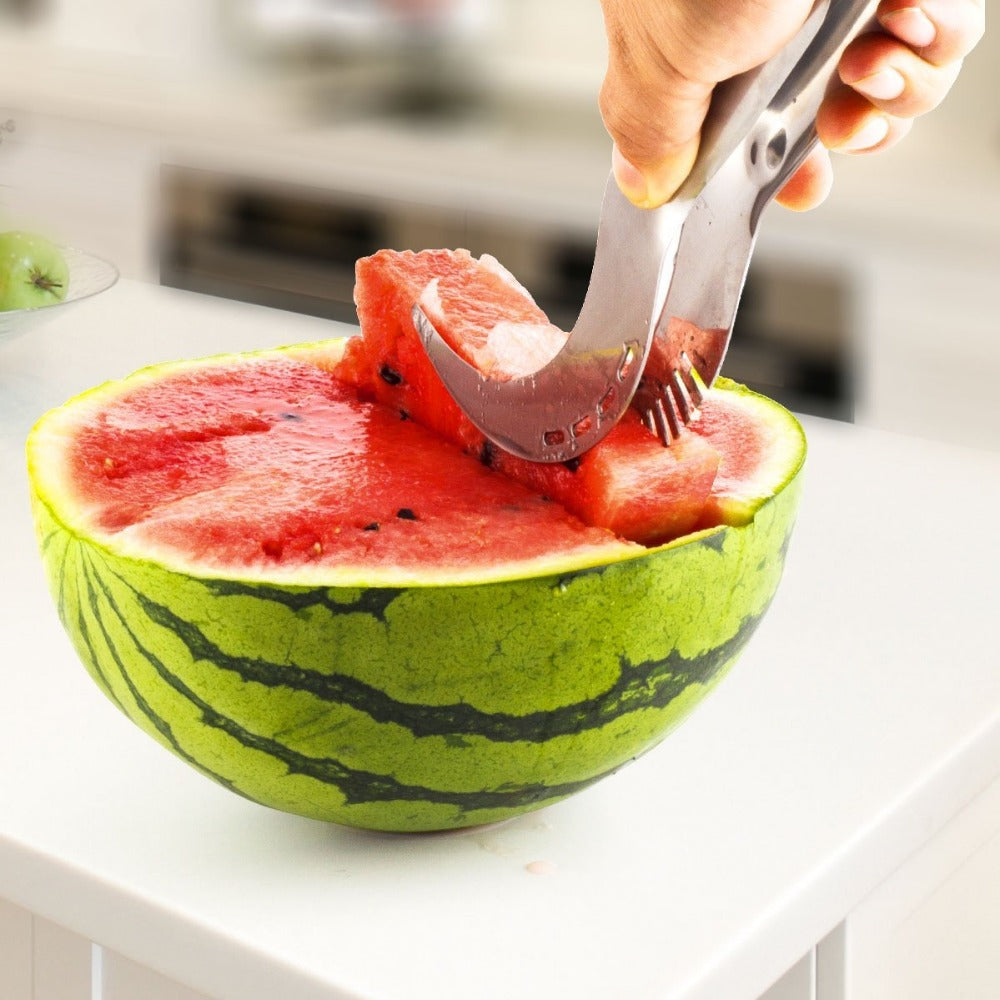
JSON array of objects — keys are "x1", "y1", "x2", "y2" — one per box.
[{"x1": 2, "y1": 280, "x2": 1000, "y2": 1000}]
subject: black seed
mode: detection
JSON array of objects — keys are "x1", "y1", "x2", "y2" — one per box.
[
  {"x1": 379, "y1": 364, "x2": 403, "y2": 386},
  {"x1": 261, "y1": 539, "x2": 283, "y2": 559},
  {"x1": 396, "y1": 508, "x2": 418, "y2": 521},
  {"x1": 279, "y1": 412, "x2": 303, "y2": 421},
  {"x1": 480, "y1": 440, "x2": 496, "y2": 467},
  {"x1": 399, "y1": 409, "x2": 410, "y2": 421},
  {"x1": 562, "y1": 457, "x2": 581, "y2": 473},
  {"x1": 363, "y1": 522, "x2": 380, "y2": 532}
]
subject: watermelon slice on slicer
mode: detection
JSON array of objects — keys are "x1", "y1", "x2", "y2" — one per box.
[
  {"x1": 337, "y1": 249, "x2": 723, "y2": 546},
  {"x1": 336, "y1": 248, "x2": 803, "y2": 545}
]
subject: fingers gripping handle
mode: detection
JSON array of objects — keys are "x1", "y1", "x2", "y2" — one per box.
[{"x1": 678, "y1": 0, "x2": 881, "y2": 205}]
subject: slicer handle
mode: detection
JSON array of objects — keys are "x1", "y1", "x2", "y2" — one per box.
[{"x1": 677, "y1": 0, "x2": 881, "y2": 201}]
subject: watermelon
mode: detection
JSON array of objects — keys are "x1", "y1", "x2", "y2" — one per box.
[
  {"x1": 338, "y1": 249, "x2": 726, "y2": 545},
  {"x1": 27, "y1": 328, "x2": 804, "y2": 832}
]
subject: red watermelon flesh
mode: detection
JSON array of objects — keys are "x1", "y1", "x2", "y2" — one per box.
[
  {"x1": 339, "y1": 249, "x2": 722, "y2": 546},
  {"x1": 55, "y1": 353, "x2": 636, "y2": 584}
]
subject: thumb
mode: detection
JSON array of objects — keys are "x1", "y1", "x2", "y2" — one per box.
[{"x1": 599, "y1": 49, "x2": 714, "y2": 207}]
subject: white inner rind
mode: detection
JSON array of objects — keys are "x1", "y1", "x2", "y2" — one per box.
[{"x1": 710, "y1": 380, "x2": 807, "y2": 502}]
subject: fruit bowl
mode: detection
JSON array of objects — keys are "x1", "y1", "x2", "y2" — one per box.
[{"x1": 0, "y1": 246, "x2": 119, "y2": 343}]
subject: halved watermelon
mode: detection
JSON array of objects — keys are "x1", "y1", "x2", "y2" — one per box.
[
  {"x1": 338, "y1": 249, "x2": 800, "y2": 545},
  {"x1": 26, "y1": 244, "x2": 807, "y2": 831},
  {"x1": 27, "y1": 336, "x2": 804, "y2": 832}
]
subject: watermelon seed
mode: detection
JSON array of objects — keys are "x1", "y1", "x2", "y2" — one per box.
[
  {"x1": 399, "y1": 409, "x2": 410, "y2": 421},
  {"x1": 312, "y1": 541, "x2": 323, "y2": 556},
  {"x1": 480, "y1": 440, "x2": 495, "y2": 467},
  {"x1": 280, "y1": 412, "x2": 303, "y2": 421},
  {"x1": 396, "y1": 508, "x2": 418, "y2": 521},
  {"x1": 103, "y1": 457, "x2": 115, "y2": 471},
  {"x1": 379, "y1": 364, "x2": 403, "y2": 386},
  {"x1": 562, "y1": 457, "x2": 581, "y2": 473},
  {"x1": 363, "y1": 522, "x2": 380, "y2": 532}
]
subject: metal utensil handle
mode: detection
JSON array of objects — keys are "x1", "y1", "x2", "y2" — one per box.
[{"x1": 677, "y1": 0, "x2": 880, "y2": 202}]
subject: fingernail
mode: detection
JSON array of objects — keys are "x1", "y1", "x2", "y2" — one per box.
[
  {"x1": 852, "y1": 67, "x2": 906, "y2": 102},
  {"x1": 612, "y1": 146, "x2": 650, "y2": 206},
  {"x1": 840, "y1": 116, "x2": 891, "y2": 151},
  {"x1": 880, "y1": 7, "x2": 937, "y2": 48}
]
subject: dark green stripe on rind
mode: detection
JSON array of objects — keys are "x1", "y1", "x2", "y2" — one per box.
[
  {"x1": 40, "y1": 527, "x2": 62, "y2": 556},
  {"x1": 55, "y1": 532, "x2": 71, "y2": 631},
  {"x1": 85, "y1": 549, "x2": 621, "y2": 812},
  {"x1": 43, "y1": 528, "x2": 125, "y2": 713},
  {"x1": 74, "y1": 545, "x2": 127, "y2": 713},
  {"x1": 200, "y1": 579, "x2": 404, "y2": 622},
  {"x1": 80, "y1": 553, "x2": 240, "y2": 793},
  {"x1": 103, "y1": 562, "x2": 765, "y2": 742}
]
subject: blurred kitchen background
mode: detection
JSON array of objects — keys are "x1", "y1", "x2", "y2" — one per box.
[{"x1": 0, "y1": 0, "x2": 996, "y2": 445}]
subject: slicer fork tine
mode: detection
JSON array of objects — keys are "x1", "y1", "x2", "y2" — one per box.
[
  {"x1": 671, "y1": 362, "x2": 705, "y2": 427},
  {"x1": 642, "y1": 407, "x2": 657, "y2": 437},
  {"x1": 677, "y1": 352, "x2": 706, "y2": 409},
  {"x1": 649, "y1": 394, "x2": 681, "y2": 446},
  {"x1": 670, "y1": 371, "x2": 694, "y2": 425}
]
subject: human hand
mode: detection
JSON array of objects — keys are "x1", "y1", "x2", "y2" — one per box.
[{"x1": 599, "y1": 0, "x2": 986, "y2": 210}]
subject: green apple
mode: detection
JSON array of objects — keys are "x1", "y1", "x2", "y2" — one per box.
[{"x1": 0, "y1": 231, "x2": 70, "y2": 311}]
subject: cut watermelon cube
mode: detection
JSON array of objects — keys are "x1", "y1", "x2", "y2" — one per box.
[{"x1": 338, "y1": 249, "x2": 721, "y2": 545}]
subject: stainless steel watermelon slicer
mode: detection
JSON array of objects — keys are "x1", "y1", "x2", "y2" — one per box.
[{"x1": 413, "y1": 0, "x2": 879, "y2": 462}]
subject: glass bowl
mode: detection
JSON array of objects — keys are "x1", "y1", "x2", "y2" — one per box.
[{"x1": 0, "y1": 246, "x2": 119, "y2": 343}]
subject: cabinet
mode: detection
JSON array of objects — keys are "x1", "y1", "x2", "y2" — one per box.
[
  {"x1": 757, "y1": 774, "x2": 1000, "y2": 1000},
  {"x1": 0, "y1": 900, "x2": 208, "y2": 1000}
]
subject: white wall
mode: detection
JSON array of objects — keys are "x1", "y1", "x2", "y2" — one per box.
[{"x1": 36, "y1": 0, "x2": 225, "y2": 65}]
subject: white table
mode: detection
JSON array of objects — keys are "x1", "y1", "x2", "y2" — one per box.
[{"x1": 2, "y1": 280, "x2": 999, "y2": 1000}]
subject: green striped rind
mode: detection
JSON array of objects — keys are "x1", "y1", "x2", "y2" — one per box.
[
  {"x1": 29, "y1": 476, "x2": 800, "y2": 831},
  {"x1": 27, "y1": 342, "x2": 805, "y2": 832}
]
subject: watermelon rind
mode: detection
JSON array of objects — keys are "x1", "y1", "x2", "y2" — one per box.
[
  {"x1": 703, "y1": 376, "x2": 808, "y2": 526},
  {"x1": 26, "y1": 339, "x2": 805, "y2": 832}
]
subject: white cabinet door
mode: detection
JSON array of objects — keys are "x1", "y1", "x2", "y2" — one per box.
[
  {"x1": 31, "y1": 917, "x2": 92, "y2": 1000},
  {"x1": 101, "y1": 948, "x2": 211, "y2": 1000},
  {"x1": 0, "y1": 897, "x2": 33, "y2": 1000},
  {"x1": 841, "y1": 775, "x2": 1000, "y2": 1000},
  {"x1": 759, "y1": 951, "x2": 816, "y2": 1000},
  {"x1": 0, "y1": 902, "x2": 93, "y2": 1000},
  {"x1": 0, "y1": 902, "x2": 212, "y2": 1000}
]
